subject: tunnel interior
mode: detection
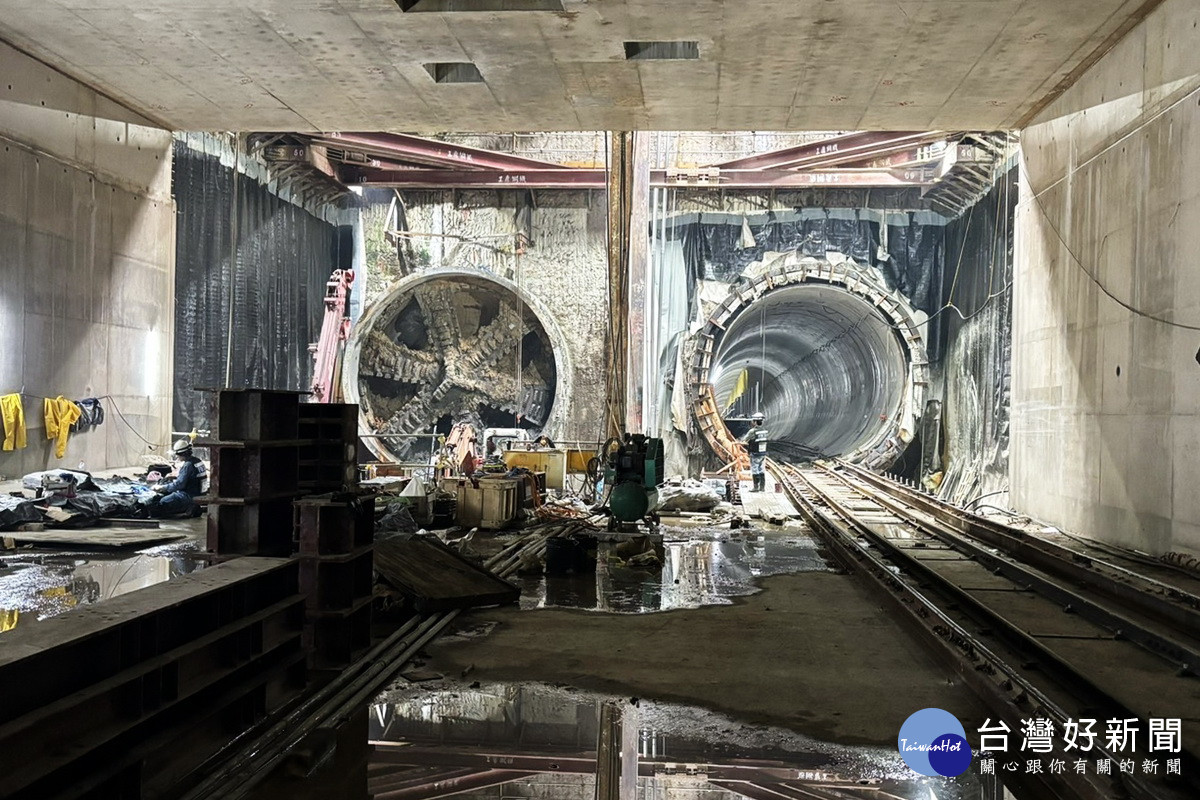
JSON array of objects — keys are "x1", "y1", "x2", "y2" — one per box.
[{"x1": 711, "y1": 284, "x2": 909, "y2": 460}]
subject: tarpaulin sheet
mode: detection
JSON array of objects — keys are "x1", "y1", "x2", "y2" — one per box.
[
  {"x1": 172, "y1": 141, "x2": 342, "y2": 430},
  {"x1": 0, "y1": 495, "x2": 41, "y2": 530},
  {"x1": 934, "y1": 166, "x2": 1017, "y2": 503},
  {"x1": 667, "y1": 212, "x2": 945, "y2": 318}
]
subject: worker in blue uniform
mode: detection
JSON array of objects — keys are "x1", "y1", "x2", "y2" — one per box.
[
  {"x1": 743, "y1": 412, "x2": 768, "y2": 492},
  {"x1": 144, "y1": 439, "x2": 207, "y2": 518}
]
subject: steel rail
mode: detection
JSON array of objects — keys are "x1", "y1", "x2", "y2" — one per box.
[
  {"x1": 818, "y1": 462, "x2": 1200, "y2": 672},
  {"x1": 794, "y1": 462, "x2": 1197, "y2": 745},
  {"x1": 769, "y1": 460, "x2": 1190, "y2": 800},
  {"x1": 837, "y1": 458, "x2": 1200, "y2": 629}
]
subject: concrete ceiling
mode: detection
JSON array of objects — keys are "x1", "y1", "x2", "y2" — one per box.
[{"x1": 0, "y1": 0, "x2": 1160, "y2": 132}]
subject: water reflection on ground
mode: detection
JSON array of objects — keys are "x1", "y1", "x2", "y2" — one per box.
[
  {"x1": 517, "y1": 525, "x2": 833, "y2": 614},
  {"x1": 370, "y1": 681, "x2": 983, "y2": 800},
  {"x1": 0, "y1": 540, "x2": 207, "y2": 632}
]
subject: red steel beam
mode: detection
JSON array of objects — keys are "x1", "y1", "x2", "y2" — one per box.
[
  {"x1": 371, "y1": 769, "x2": 536, "y2": 800},
  {"x1": 710, "y1": 780, "x2": 839, "y2": 800},
  {"x1": 368, "y1": 743, "x2": 840, "y2": 784},
  {"x1": 312, "y1": 132, "x2": 564, "y2": 171},
  {"x1": 342, "y1": 166, "x2": 934, "y2": 189},
  {"x1": 836, "y1": 143, "x2": 947, "y2": 169},
  {"x1": 714, "y1": 131, "x2": 939, "y2": 171}
]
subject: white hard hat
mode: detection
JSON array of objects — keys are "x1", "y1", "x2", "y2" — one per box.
[
  {"x1": 172, "y1": 438, "x2": 193, "y2": 455},
  {"x1": 751, "y1": 412, "x2": 765, "y2": 421}
]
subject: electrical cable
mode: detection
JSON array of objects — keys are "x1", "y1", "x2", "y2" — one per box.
[
  {"x1": 1018, "y1": 80, "x2": 1200, "y2": 330},
  {"x1": 944, "y1": 200, "x2": 976, "y2": 307},
  {"x1": 1025, "y1": 170, "x2": 1200, "y2": 332},
  {"x1": 100, "y1": 395, "x2": 170, "y2": 449}
]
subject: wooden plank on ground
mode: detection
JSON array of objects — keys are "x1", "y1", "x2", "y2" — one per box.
[
  {"x1": 374, "y1": 536, "x2": 520, "y2": 612},
  {"x1": 2, "y1": 530, "x2": 188, "y2": 550},
  {"x1": 740, "y1": 490, "x2": 800, "y2": 520}
]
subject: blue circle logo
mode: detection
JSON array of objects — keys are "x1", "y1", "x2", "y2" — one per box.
[{"x1": 898, "y1": 708, "x2": 973, "y2": 777}]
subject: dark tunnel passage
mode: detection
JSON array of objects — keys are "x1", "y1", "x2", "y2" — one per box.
[{"x1": 711, "y1": 284, "x2": 910, "y2": 459}]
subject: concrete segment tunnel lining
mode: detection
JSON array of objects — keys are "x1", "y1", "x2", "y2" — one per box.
[{"x1": 705, "y1": 280, "x2": 919, "y2": 465}]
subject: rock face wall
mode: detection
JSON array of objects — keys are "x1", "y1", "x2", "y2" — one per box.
[
  {"x1": 360, "y1": 189, "x2": 609, "y2": 446},
  {"x1": 1013, "y1": 0, "x2": 1200, "y2": 555}
]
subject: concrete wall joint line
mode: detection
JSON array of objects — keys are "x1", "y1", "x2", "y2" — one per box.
[
  {"x1": 1025, "y1": 77, "x2": 1200, "y2": 200},
  {"x1": 1014, "y1": 0, "x2": 1170, "y2": 128},
  {"x1": 0, "y1": 130, "x2": 173, "y2": 204}
]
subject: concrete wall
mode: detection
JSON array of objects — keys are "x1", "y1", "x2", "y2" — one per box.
[
  {"x1": 1012, "y1": 0, "x2": 1200, "y2": 554},
  {"x1": 0, "y1": 42, "x2": 174, "y2": 477}
]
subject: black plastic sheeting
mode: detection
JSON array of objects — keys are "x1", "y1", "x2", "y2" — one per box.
[
  {"x1": 939, "y1": 168, "x2": 1017, "y2": 334},
  {"x1": 668, "y1": 213, "x2": 945, "y2": 317},
  {"x1": 172, "y1": 142, "x2": 342, "y2": 430},
  {"x1": 0, "y1": 495, "x2": 40, "y2": 530},
  {"x1": 928, "y1": 166, "x2": 1017, "y2": 502}
]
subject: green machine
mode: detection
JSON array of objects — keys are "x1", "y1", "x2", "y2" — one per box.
[{"x1": 603, "y1": 434, "x2": 665, "y2": 524}]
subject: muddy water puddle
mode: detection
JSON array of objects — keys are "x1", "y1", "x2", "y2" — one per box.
[
  {"x1": 0, "y1": 540, "x2": 207, "y2": 632},
  {"x1": 371, "y1": 681, "x2": 981, "y2": 799},
  {"x1": 517, "y1": 525, "x2": 833, "y2": 614}
]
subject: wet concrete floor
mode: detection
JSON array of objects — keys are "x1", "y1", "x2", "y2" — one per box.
[
  {"x1": 405, "y1": 522, "x2": 990, "y2": 751},
  {"x1": 517, "y1": 524, "x2": 831, "y2": 613},
  {"x1": 0, "y1": 522, "x2": 206, "y2": 633},
  {"x1": 372, "y1": 680, "x2": 983, "y2": 799}
]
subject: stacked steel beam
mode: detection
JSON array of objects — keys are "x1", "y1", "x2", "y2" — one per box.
[
  {"x1": 205, "y1": 390, "x2": 373, "y2": 670},
  {"x1": 205, "y1": 390, "x2": 305, "y2": 557}
]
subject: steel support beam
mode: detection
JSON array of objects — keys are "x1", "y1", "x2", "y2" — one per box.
[
  {"x1": 342, "y1": 167, "x2": 934, "y2": 189},
  {"x1": 372, "y1": 769, "x2": 537, "y2": 800},
  {"x1": 594, "y1": 701, "x2": 621, "y2": 800},
  {"x1": 312, "y1": 131, "x2": 563, "y2": 171},
  {"x1": 369, "y1": 744, "x2": 841, "y2": 784},
  {"x1": 605, "y1": 132, "x2": 633, "y2": 440},
  {"x1": 714, "y1": 131, "x2": 938, "y2": 170}
]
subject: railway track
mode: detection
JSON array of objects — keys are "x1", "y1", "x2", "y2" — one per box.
[{"x1": 770, "y1": 458, "x2": 1200, "y2": 800}]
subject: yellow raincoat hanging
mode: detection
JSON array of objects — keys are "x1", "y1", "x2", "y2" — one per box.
[{"x1": 44, "y1": 396, "x2": 81, "y2": 458}]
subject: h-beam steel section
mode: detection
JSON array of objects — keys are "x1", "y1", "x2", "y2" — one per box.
[
  {"x1": 0, "y1": 559, "x2": 307, "y2": 800},
  {"x1": 311, "y1": 131, "x2": 565, "y2": 171},
  {"x1": 369, "y1": 743, "x2": 850, "y2": 785},
  {"x1": 372, "y1": 768, "x2": 538, "y2": 800},
  {"x1": 342, "y1": 166, "x2": 934, "y2": 189},
  {"x1": 713, "y1": 131, "x2": 945, "y2": 171}
]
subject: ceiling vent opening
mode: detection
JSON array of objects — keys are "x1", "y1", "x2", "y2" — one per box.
[
  {"x1": 623, "y1": 41, "x2": 700, "y2": 60},
  {"x1": 398, "y1": 1, "x2": 564, "y2": 11},
  {"x1": 423, "y1": 62, "x2": 485, "y2": 84}
]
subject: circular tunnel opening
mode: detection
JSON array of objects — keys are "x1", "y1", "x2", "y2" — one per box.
[
  {"x1": 690, "y1": 257, "x2": 926, "y2": 469},
  {"x1": 344, "y1": 271, "x2": 562, "y2": 462},
  {"x1": 712, "y1": 284, "x2": 908, "y2": 459}
]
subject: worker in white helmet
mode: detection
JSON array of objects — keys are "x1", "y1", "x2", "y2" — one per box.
[
  {"x1": 142, "y1": 439, "x2": 207, "y2": 518},
  {"x1": 742, "y1": 412, "x2": 768, "y2": 492}
]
